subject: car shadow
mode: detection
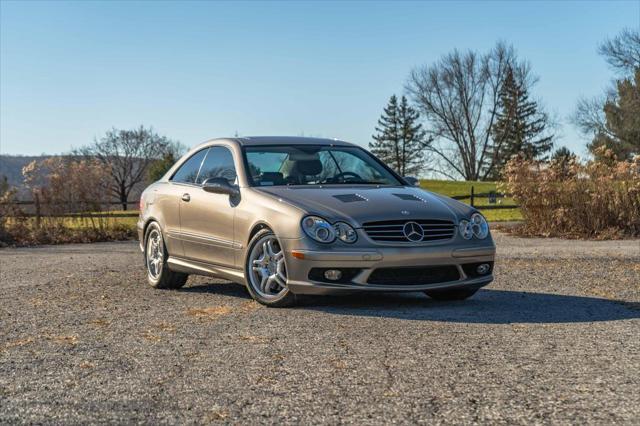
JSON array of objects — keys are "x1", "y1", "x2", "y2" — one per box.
[
  {"x1": 302, "y1": 289, "x2": 640, "y2": 324},
  {"x1": 179, "y1": 282, "x2": 639, "y2": 325}
]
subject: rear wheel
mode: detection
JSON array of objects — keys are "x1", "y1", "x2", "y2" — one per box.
[
  {"x1": 424, "y1": 287, "x2": 478, "y2": 301},
  {"x1": 145, "y1": 222, "x2": 188, "y2": 289},
  {"x1": 245, "y1": 229, "x2": 296, "y2": 307}
]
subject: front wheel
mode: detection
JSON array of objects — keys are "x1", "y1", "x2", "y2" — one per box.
[
  {"x1": 424, "y1": 287, "x2": 478, "y2": 301},
  {"x1": 245, "y1": 229, "x2": 296, "y2": 307},
  {"x1": 145, "y1": 222, "x2": 188, "y2": 289}
]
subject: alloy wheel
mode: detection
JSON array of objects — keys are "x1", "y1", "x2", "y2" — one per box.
[
  {"x1": 248, "y1": 235, "x2": 288, "y2": 298},
  {"x1": 146, "y1": 229, "x2": 164, "y2": 280}
]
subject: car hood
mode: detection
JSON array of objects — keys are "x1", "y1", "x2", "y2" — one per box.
[{"x1": 255, "y1": 186, "x2": 467, "y2": 226}]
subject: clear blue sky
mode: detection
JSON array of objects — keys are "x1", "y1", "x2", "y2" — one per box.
[{"x1": 1, "y1": 0, "x2": 638, "y2": 158}]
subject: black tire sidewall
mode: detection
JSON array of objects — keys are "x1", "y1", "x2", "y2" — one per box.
[{"x1": 144, "y1": 222, "x2": 168, "y2": 288}]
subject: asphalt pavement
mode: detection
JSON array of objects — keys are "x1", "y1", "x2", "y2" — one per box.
[{"x1": 1, "y1": 233, "x2": 638, "y2": 424}]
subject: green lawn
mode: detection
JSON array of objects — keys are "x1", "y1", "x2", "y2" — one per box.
[
  {"x1": 419, "y1": 179, "x2": 501, "y2": 196},
  {"x1": 420, "y1": 179, "x2": 522, "y2": 222}
]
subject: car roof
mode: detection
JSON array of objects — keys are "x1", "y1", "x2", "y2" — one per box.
[{"x1": 234, "y1": 136, "x2": 357, "y2": 147}]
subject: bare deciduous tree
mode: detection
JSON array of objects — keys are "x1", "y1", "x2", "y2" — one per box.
[
  {"x1": 76, "y1": 126, "x2": 174, "y2": 210},
  {"x1": 598, "y1": 28, "x2": 640, "y2": 75},
  {"x1": 405, "y1": 42, "x2": 528, "y2": 180}
]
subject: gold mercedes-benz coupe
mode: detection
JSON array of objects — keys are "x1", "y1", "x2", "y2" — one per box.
[{"x1": 138, "y1": 137, "x2": 495, "y2": 307}]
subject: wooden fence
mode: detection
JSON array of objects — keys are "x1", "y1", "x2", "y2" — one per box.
[
  {"x1": 2, "y1": 186, "x2": 518, "y2": 218},
  {"x1": 450, "y1": 186, "x2": 520, "y2": 210}
]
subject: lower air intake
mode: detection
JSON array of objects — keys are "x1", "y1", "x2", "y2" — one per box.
[{"x1": 367, "y1": 266, "x2": 460, "y2": 285}]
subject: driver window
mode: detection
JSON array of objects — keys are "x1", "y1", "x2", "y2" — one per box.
[
  {"x1": 196, "y1": 146, "x2": 237, "y2": 185},
  {"x1": 171, "y1": 149, "x2": 208, "y2": 184}
]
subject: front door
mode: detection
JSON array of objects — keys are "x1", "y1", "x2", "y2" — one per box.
[{"x1": 178, "y1": 146, "x2": 239, "y2": 267}]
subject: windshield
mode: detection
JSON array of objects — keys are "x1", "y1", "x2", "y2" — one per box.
[{"x1": 243, "y1": 145, "x2": 403, "y2": 187}]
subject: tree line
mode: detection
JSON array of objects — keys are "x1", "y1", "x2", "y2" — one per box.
[
  {"x1": 11, "y1": 28, "x2": 636, "y2": 213},
  {"x1": 371, "y1": 28, "x2": 639, "y2": 180}
]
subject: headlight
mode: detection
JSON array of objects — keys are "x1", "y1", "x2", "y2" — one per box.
[
  {"x1": 470, "y1": 213, "x2": 489, "y2": 239},
  {"x1": 301, "y1": 216, "x2": 336, "y2": 243},
  {"x1": 459, "y1": 219, "x2": 473, "y2": 240},
  {"x1": 333, "y1": 222, "x2": 357, "y2": 243}
]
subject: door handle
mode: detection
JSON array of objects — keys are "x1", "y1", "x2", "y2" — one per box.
[{"x1": 181, "y1": 193, "x2": 191, "y2": 202}]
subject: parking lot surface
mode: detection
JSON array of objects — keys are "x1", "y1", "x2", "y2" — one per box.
[{"x1": 1, "y1": 233, "x2": 639, "y2": 424}]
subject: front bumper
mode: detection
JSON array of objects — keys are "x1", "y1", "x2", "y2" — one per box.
[{"x1": 279, "y1": 239, "x2": 496, "y2": 295}]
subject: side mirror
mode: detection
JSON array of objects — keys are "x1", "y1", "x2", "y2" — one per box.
[
  {"x1": 202, "y1": 177, "x2": 240, "y2": 197},
  {"x1": 403, "y1": 176, "x2": 420, "y2": 187}
]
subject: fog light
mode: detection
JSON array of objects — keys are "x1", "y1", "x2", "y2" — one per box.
[
  {"x1": 324, "y1": 269, "x2": 343, "y2": 281},
  {"x1": 476, "y1": 263, "x2": 491, "y2": 275}
]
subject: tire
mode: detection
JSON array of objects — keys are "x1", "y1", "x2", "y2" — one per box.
[
  {"x1": 244, "y1": 229, "x2": 297, "y2": 307},
  {"x1": 144, "y1": 221, "x2": 188, "y2": 289},
  {"x1": 424, "y1": 287, "x2": 478, "y2": 301}
]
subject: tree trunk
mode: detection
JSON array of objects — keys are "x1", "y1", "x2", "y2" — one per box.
[
  {"x1": 119, "y1": 187, "x2": 128, "y2": 210},
  {"x1": 34, "y1": 192, "x2": 41, "y2": 229}
]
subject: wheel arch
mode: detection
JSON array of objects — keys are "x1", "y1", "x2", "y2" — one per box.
[
  {"x1": 247, "y1": 221, "x2": 273, "y2": 245},
  {"x1": 142, "y1": 216, "x2": 167, "y2": 254}
]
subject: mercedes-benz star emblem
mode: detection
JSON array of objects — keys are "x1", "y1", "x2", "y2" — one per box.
[{"x1": 402, "y1": 221, "x2": 424, "y2": 242}]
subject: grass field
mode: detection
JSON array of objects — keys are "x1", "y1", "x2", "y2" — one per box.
[{"x1": 420, "y1": 179, "x2": 522, "y2": 222}]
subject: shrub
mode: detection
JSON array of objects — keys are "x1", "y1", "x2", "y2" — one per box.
[
  {"x1": 1, "y1": 158, "x2": 136, "y2": 246},
  {"x1": 501, "y1": 148, "x2": 640, "y2": 238}
]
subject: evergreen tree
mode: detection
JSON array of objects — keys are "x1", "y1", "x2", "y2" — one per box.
[
  {"x1": 370, "y1": 95, "x2": 426, "y2": 176},
  {"x1": 551, "y1": 146, "x2": 577, "y2": 177},
  {"x1": 551, "y1": 146, "x2": 575, "y2": 163},
  {"x1": 489, "y1": 67, "x2": 554, "y2": 179},
  {"x1": 588, "y1": 68, "x2": 640, "y2": 161}
]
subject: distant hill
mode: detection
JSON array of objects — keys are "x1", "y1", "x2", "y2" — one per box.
[{"x1": 0, "y1": 155, "x2": 56, "y2": 198}]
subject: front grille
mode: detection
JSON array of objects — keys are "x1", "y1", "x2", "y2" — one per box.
[
  {"x1": 367, "y1": 266, "x2": 460, "y2": 285},
  {"x1": 362, "y1": 219, "x2": 456, "y2": 242}
]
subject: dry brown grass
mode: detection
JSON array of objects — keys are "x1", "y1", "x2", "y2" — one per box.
[
  {"x1": 46, "y1": 335, "x2": 79, "y2": 346},
  {"x1": 141, "y1": 330, "x2": 162, "y2": 342},
  {"x1": 186, "y1": 306, "x2": 232, "y2": 320},
  {"x1": 1, "y1": 337, "x2": 35, "y2": 352},
  {"x1": 501, "y1": 148, "x2": 640, "y2": 239}
]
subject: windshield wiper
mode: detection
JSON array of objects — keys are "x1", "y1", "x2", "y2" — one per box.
[{"x1": 324, "y1": 180, "x2": 389, "y2": 185}]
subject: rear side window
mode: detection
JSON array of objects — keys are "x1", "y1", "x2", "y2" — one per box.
[
  {"x1": 196, "y1": 146, "x2": 237, "y2": 184},
  {"x1": 171, "y1": 149, "x2": 207, "y2": 184}
]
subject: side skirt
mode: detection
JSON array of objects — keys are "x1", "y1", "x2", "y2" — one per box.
[{"x1": 167, "y1": 256, "x2": 247, "y2": 285}]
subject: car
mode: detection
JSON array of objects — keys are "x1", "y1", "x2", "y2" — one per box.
[{"x1": 138, "y1": 136, "x2": 495, "y2": 307}]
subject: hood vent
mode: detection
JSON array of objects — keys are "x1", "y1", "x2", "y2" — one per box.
[
  {"x1": 333, "y1": 193, "x2": 368, "y2": 203},
  {"x1": 393, "y1": 193, "x2": 427, "y2": 203}
]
